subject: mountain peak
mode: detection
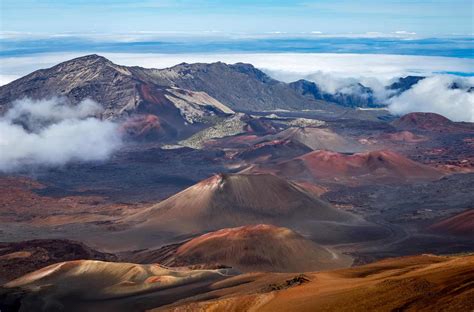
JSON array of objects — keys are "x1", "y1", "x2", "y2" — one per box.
[
  {"x1": 54, "y1": 54, "x2": 114, "y2": 69},
  {"x1": 70, "y1": 54, "x2": 111, "y2": 63}
]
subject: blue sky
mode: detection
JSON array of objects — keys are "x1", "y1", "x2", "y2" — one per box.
[{"x1": 1, "y1": 0, "x2": 473, "y2": 36}]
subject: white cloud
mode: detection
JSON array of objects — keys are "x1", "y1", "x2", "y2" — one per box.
[
  {"x1": 394, "y1": 30, "x2": 417, "y2": 35},
  {"x1": 0, "y1": 98, "x2": 122, "y2": 172},
  {"x1": 388, "y1": 76, "x2": 474, "y2": 122},
  {"x1": 5, "y1": 98, "x2": 103, "y2": 130}
]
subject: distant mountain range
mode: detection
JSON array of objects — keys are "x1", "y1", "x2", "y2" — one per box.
[
  {"x1": 0, "y1": 54, "x2": 432, "y2": 141},
  {"x1": 289, "y1": 75, "x2": 429, "y2": 108},
  {"x1": 0, "y1": 54, "x2": 429, "y2": 114},
  {"x1": 0, "y1": 54, "x2": 332, "y2": 114}
]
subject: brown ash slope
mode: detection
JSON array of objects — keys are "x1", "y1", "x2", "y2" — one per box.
[
  {"x1": 255, "y1": 127, "x2": 360, "y2": 153},
  {"x1": 163, "y1": 254, "x2": 474, "y2": 312},
  {"x1": 1, "y1": 260, "x2": 233, "y2": 312},
  {"x1": 429, "y1": 209, "x2": 474, "y2": 236},
  {"x1": 2, "y1": 254, "x2": 473, "y2": 312},
  {"x1": 121, "y1": 173, "x2": 388, "y2": 247},
  {"x1": 126, "y1": 224, "x2": 352, "y2": 273}
]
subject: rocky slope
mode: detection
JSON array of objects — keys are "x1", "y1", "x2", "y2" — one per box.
[
  {"x1": 118, "y1": 173, "x2": 388, "y2": 247},
  {"x1": 273, "y1": 150, "x2": 444, "y2": 184},
  {"x1": 126, "y1": 224, "x2": 351, "y2": 273},
  {"x1": 429, "y1": 209, "x2": 474, "y2": 236},
  {"x1": 0, "y1": 55, "x2": 338, "y2": 117},
  {"x1": 3, "y1": 254, "x2": 472, "y2": 312},
  {"x1": 1, "y1": 260, "x2": 233, "y2": 312},
  {"x1": 162, "y1": 254, "x2": 474, "y2": 312},
  {"x1": 0, "y1": 239, "x2": 117, "y2": 283},
  {"x1": 290, "y1": 79, "x2": 378, "y2": 108},
  {"x1": 257, "y1": 127, "x2": 360, "y2": 153},
  {"x1": 391, "y1": 112, "x2": 473, "y2": 133},
  {"x1": 150, "y1": 62, "x2": 335, "y2": 112}
]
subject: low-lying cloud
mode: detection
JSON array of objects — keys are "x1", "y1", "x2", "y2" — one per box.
[
  {"x1": 0, "y1": 98, "x2": 122, "y2": 172},
  {"x1": 388, "y1": 76, "x2": 474, "y2": 122}
]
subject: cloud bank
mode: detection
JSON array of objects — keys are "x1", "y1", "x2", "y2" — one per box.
[
  {"x1": 388, "y1": 76, "x2": 474, "y2": 122},
  {"x1": 0, "y1": 98, "x2": 122, "y2": 172}
]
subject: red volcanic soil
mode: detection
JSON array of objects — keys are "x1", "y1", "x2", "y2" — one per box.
[
  {"x1": 0, "y1": 239, "x2": 116, "y2": 283},
  {"x1": 391, "y1": 112, "x2": 470, "y2": 133},
  {"x1": 163, "y1": 254, "x2": 474, "y2": 312},
  {"x1": 293, "y1": 181, "x2": 328, "y2": 197},
  {"x1": 138, "y1": 84, "x2": 170, "y2": 108},
  {"x1": 129, "y1": 224, "x2": 351, "y2": 273},
  {"x1": 276, "y1": 150, "x2": 444, "y2": 183},
  {"x1": 429, "y1": 209, "x2": 474, "y2": 236},
  {"x1": 0, "y1": 176, "x2": 143, "y2": 225},
  {"x1": 392, "y1": 112, "x2": 451, "y2": 129},
  {"x1": 382, "y1": 131, "x2": 427, "y2": 143},
  {"x1": 121, "y1": 114, "x2": 169, "y2": 140}
]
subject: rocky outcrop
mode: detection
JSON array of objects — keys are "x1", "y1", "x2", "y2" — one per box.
[
  {"x1": 290, "y1": 79, "x2": 378, "y2": 108},
  {"x1": 0, "y1": 239, "x2": 117, "y2": 283}
]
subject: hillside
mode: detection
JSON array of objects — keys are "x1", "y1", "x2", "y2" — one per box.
[
  {"x1": 429, "y1": 209, "x2": 474, "y2": 236},
  {"x1": 127, "y1": 224, "x2": 352, "y2": 273},
  {"x1": 118, "y1": 173, "x2": 387, "y2": 247},
  {"x1": 2, "y1": 254, "x2": 472, "y2": 312},
  {"x1": 274, "y1": 150, "x2": 444, "y2": 183}
]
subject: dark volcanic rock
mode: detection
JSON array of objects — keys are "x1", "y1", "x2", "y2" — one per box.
[
  {"x1": 155, "y1": 62, "x2": 333, "y2": 111},
  {"x1": 387, "y1": 75, "x2": 425, "y2": 96},
  {"x1": 0, "y1": 239, "x2": 117, "y2": 283},
  {"x1": 289, "y1": 79, "x2": 378, "y2": 108},
  {"x1": 0, "y1": 55, "x2": 139, "y2": 116}
]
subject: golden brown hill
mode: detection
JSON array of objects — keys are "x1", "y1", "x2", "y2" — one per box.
[
  {"x1": 3, "y1": 254, "x2": 472, "y2": 312},
  {"x1": 159, "y1": 254, "x2": 474, "y2": 312},
  {"x1": 0, "y1": 239, "x2": 116, "y2": 284},
  {"x1": 1, "y1": 260, "x2": 233, "y2": 312},
  {"x1": 128, "y1": 173, "x2": 354, "y2": 227},
  {"x1": 119, "y1": 173, "x2": 387, "y2": 247},
  {"x1": 128, "y1": 224, "x2": 352, "y2": 273}
]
